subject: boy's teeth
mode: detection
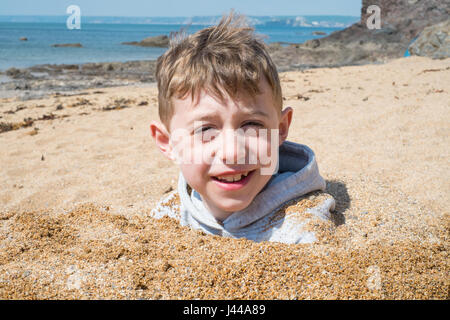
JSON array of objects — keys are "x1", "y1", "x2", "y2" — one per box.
[
  {"x1": 217, "y1": 172, "x2": 249, "y2": 182},
  {"x1": 232, "y1": 174, "x2": 242, "y2": 182},
  {"x1": 220, "y1": 176, "x2": 234, "y2": 182}
]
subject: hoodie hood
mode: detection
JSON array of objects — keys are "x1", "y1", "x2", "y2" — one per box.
[{"x1": 177, "y1": 141, "x2": 327, "y2": 235}]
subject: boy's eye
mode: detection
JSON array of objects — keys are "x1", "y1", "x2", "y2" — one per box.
[
  {"x1": 242, "y1": 121, "x2": 263, "y2": 128},
  {"x1": 195, "y1": 126, "x2": 213, "y2": 134},
  {"x1": 194, "y1": 126, "x2": 218, "y2": 142}
]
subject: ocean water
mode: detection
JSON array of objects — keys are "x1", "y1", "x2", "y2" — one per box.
[{"x1": 0, "y1": 15, "x2": 358, "y2": 71}]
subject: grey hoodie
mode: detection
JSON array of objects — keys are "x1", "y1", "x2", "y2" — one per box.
[{"x1": 150, "y1": 141, "x2": 336, "y2": 244}]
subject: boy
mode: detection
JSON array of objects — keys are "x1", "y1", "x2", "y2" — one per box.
[{"x1": 149, "y1": 12, "x2": 336, "y2": 244}]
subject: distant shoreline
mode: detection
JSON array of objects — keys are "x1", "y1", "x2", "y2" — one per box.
[
  {"x1": 0, "y1": 15, "x2": 356, "y2": 72},
  {"x1": 0, "y1": 14, "x2": 359, "y2": 26}
]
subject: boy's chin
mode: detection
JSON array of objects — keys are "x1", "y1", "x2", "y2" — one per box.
[{"x1": 213, "y1": 197, "x2": 253, "y2": 213}]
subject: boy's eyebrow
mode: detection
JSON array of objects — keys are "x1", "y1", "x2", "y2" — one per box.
[
  {"x1": 187, "y1": 113, "x2": 221, "y2": 125},
  {"x1": 240, "y1": 110, "x2": 270, "y2": 118},
  {"x1": 187, "y1": 109, "x2": 270, "y2": 125}
]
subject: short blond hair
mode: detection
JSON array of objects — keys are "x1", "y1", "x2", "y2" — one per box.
[{"x1": 155, "y1": 11, "x2": 283, "y2": 127}]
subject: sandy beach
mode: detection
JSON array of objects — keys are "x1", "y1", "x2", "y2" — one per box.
[{"x1": 0, "y1": 56, "x2": 448, "y2": 299}]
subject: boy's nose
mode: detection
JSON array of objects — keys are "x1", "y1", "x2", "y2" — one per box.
[{"x1": 217, "y1": 129, "x2": 246, "y2": 165}]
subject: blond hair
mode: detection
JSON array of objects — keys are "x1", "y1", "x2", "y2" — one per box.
[{"x1": 155, "y1": 11, "x2": 283, "y2": 127}]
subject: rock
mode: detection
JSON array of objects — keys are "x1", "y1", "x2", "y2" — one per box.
[
  {"x1": 0, "y1": 122, "x2": 14, "y2": 133},
  {"x1": 304, "y1": 39, "x2": 321, "y2": 49},
  {"x1": 51, "y1": 43, "x2": 83, "y2": 48},
  {"x1": 5, "y1": 68, "x2": 32, "y2": 79},
  {"x1": 19, "y1": 37, "x2": 28, "y2": 41},
  {"x1": 140, "y1": 35, "x2": 169, "y2": 47},
  {"x1": 409, "y1": 20, "x2": 449, "y2": 59},
  {"x1": 312, "y1": 31, "x2": 327, "y2": 36},
  {"x1": 121, "y1": 41, "x2": 138, "y2": 46},
  {"x1": 6, "y1": 68, "x2": 22, "y2": 78},
  {"x1": 269, "y1": 0, "x2": 450, "y2": 70},
  {"x1": 122, "y1": 35, "x2": 169, "y2": 47},
  {"x1": 267, "y1": 42, "x2": 283, "y2": 51}
]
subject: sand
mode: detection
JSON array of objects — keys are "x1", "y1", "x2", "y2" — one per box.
[{"x1": 0, "y1": 56, "x2": 448, "y2": 299}]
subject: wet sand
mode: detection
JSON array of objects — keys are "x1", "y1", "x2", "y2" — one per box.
[{"x1": 0, "y1": 56, "x2": 448, "y2": 299}]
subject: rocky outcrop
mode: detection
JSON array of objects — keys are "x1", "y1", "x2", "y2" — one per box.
[
  {"x1": 1, "y1": 60, "x2": 158, "y2": 100},
  {"x1": 409, "y1": 20, "x2": 449, "y2": 59},
  {"x1": 5, "y1": 68, "x2": 33, "y2": 79},
  {"x1": 51, "y1": 43, "x2": 83, "y2": 48},
  {"x1": 122, "y1": 35, "x2": 169, "y2": 47},
  {"x1": 268, "y1": 0, "x2": 450, "y2": 70}
]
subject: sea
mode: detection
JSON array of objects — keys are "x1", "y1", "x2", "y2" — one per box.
[{"x1": 0, "y1": 15, "x2": 359, "y2": 71}]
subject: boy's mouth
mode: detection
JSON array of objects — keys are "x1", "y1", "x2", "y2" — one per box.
[
  {"x1": 213, "y1": 171, "x2": 250, "y2": 182},
  {"x1": 210, "y1": 170, "x2": 256, "y2": 190}
]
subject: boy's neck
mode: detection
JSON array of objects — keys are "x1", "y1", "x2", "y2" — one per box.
[{"x1": 200, "y1": 195, "x2": 234, "y2": 222}]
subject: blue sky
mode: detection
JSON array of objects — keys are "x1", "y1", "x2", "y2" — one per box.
[{"x1": 0, "y1": 0, "x2": 361, "y2": 16}]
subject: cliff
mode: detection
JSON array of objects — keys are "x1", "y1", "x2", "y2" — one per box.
[{"x1": 269, "y1": 0, "x2": 450, "y2": 70}]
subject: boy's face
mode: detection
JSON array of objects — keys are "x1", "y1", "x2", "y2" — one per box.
[{"x1": 151, "y1": 78, "x2": 292, "y2": 221}]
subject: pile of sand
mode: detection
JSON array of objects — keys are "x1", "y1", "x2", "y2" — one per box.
[
  {"x1": 0, "y1": 203, "x2": 447, "y2": 299},
  {"x1": 0, "y1": 56, "x2": 448, "y2": 299}
]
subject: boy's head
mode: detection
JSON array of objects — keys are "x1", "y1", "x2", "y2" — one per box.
[{"x1": 150, "y1": 12, "x2": 293, "y2": 220}]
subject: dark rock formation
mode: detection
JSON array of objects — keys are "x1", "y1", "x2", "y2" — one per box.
[
  {"x1": 1, "y1": 60, "x2": 158, "y2": 100},
  {"x1": 409, "y1": 19, "x2": 449, "y2": 59},
  {"x1": 51, "y1": 43, "x2": 83, "y2": 48},
  {"x1": 268, "y1": 0, "x2": 450, "y2": 70},
  {"x1": 5, "y1": 68, "x2": 33, "y2": 79},
  {"x1": 122, "y1": 35, "x2": 169, "y2": 48}
]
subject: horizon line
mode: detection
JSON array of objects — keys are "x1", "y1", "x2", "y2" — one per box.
[{"x1": 0, "y1": 14, "x2": 360, "y2": 18}]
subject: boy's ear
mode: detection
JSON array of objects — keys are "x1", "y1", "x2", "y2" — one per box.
[
  {"x1": 150, "y1": 120, "x2": 173, "y2": 160},
  {"x1": 278, "y1": 107, "x2": 293, "y2": 145}
]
